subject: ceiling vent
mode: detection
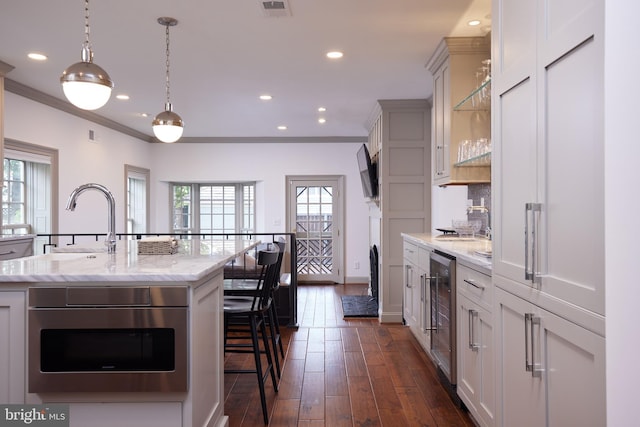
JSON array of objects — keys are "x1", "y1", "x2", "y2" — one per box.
[{"x1": 260, "y1": 0, "x2": 291, "y2": 17}]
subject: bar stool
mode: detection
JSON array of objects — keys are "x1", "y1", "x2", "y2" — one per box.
[
  {"x1": 224, "y1": 239, "x2": 286, "y2": 377},
  {"x1": 223, "y1": 248, "x2": 280, "y2": 424}
]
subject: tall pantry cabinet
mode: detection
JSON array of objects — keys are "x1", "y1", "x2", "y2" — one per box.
[
  {"x1": 366, "y1": 100, "x2": 431, "y2": 323},
  {"x1": 491, "y1": 0, "x2": 605, "y2": 425}
]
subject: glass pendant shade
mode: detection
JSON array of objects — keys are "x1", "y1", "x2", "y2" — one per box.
[
  {"x1": 60, "y1": 58, "x2": 113, "y2": 110},
  {"x1": 152, "y1": 103, "x2": 184, "y2": 143}
]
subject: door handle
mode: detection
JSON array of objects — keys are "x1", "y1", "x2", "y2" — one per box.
[
  {"x1": 524, "y1": 312, "x2": 542, "y2": 377},
  {"x1": 464, "y1": 279, "x2": 485, "y2": 290},
  {"x1": 524, "y1": 203, "x2": 542, "y2": 284},
  {"x1": 405, "y1": 265, "x2": 412, "y2": 288},
  {"x1": 469, "y1": 309, "x2": 479, "y2": 351}
]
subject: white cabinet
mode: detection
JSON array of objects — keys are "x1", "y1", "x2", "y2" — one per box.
[
  {"x1": 0, "y1": 291, "x2": 26, "y2": 404},
  {"x1": 492, "y1": 0, "x2": 604, "y2": 322},
  {"x1": 0, "y1": 236, "x2": 34, "y2": 260},
  {"x1": 366, "y1": 100, "x2": 431, "y2": 323},
  {"x1": 492, "y1": 0, "x2": 605, "y2": 424},
  {"x1": 457, "y1": 263, "x2": 494, "y2": 427},
  {"x1": 494, "y1": 286, "x2": 605, "y2": 427},
  {"x1": 427, "y1": 37, "x2": 491, "y2": 186},
  {"x1": 403, "y1": 241, "x2": 420, "y2": 331},
  {"x1": 402, "y1": 238, "x2": 431, "y2": 353}
]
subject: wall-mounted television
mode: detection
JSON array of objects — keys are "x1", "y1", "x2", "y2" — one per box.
[{"x1": 356, "y1": 144, "x2": 378, "y2": 199}]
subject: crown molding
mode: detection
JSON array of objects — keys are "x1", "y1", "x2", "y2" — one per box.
[
  {"x1": 6, "y1": 78, "x2": 368, "y2": 144},
  {"x1": 5, "y1": 78, "x2": 153, "y2": 142},
  {"x1": 0, "y1": 60, "x2": 15, "y2": 77},
  {"x1": 166, "y1": 136, "x2": 368, "y2": 144}
]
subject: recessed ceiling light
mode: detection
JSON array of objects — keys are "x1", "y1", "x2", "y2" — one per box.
[
  {"x1": 318, "y1": 107, "x2": 326, "y2": 112},
  {"x1": 259, "y1": 94, "x2": 273, "y2": 100},
  {"x1": 318, "y1": 118, "x2": 326, "y2": 124},
  {"x1": 326, "y1": 51, "x2": 343, "y2": 59},
  {"x1": 468, "y1": 20, "x2": 481, "y2": 26},
  {"x1": 27, "y1": 52, "x2": 47, "y2": 61},
  {"x1": 277, "y1": 125, "x2": 287, "y2": 130},
  {"x1": 116, "y1": 94, "x2": 130, "y2": 100},
  {"x1": 139, "y1": 113, "x2": 149, "y2": 118}
]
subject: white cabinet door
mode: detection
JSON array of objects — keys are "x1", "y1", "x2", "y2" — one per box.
[
  {"x1": 495, "y1": 287, "x2": 605, "y2": 427},
  {"x1": 417, "y1": 246, "x2": 431, "y2": 351},
  {"x1": 403, "y1": 241, "x2": 420, "y2": 331},
  {"x1": 0, "y1": 291, "x2": 26, "y2": 404},
  {"x1": 432, "y1": 59, "x2": 450, "y2": 184},
  {"x1": 458, "y1": 294, "x2": 494, "y2": 427},
  {"x1": 403, "y1": 262, "x2": 420, "y2": 330},
  {"x1": 492, "y1": 0, "x2": 604, "y2": 317}
]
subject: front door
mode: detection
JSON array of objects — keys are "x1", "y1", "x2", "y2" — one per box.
[{"x1": 287, "y1": 176, "x2": 343, "y2": 283}]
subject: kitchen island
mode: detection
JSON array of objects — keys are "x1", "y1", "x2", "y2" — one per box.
[{"x1": 0, "y1": 237, "x2": 259, "y2": 427}]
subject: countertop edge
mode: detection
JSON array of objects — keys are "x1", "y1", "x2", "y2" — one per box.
[{"x1": 402, "y1": 233, "x2": 492, "y2": 273}]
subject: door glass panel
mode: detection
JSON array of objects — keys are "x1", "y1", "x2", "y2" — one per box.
[{"x1": 295, "y1": 185, "x2": 334, "y2": 278}]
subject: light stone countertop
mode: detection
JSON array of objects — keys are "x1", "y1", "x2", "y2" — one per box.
[
  {"x1": 0, "y1": 234, "x2": 35, "y2": 242},
  {"x1": 402, "y1": 233, "x2": 492, "y2": 273},
  {"x1": 0, "y1": 238, "x2": 259, "y2": 283}
]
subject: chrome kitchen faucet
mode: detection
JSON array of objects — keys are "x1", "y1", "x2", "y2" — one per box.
[{"x1": 66, "y1": 183, "x2": 117, "y2": 253}]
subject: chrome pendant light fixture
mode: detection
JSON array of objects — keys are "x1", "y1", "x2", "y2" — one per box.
[
  {"x1": 60, "y1": 0, "x2": 113, "y2": 110},
  {"x1": 152, "y1": 17, "x2": 184, "y2": 143}
]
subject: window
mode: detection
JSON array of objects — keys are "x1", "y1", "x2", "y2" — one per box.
[
  {"x1": 2, "y1": 139, "x2": 58, "y2": 253},
  {"x1": 2, "y1": 158, "x2": 26, "y2": 228},
  {"x1": 125, "y1": 165, "x2": 150, "y2": 237},
  {"x1": 170, "y1": 183, "x2": 255, "y2": 235}
]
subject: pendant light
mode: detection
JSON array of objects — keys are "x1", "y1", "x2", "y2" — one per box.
[
  {"x1": 152, "y1": 17, "x2": 184, "y2": 143},
  {"x1": 60, "y1": 0, "x2": 113, "y2": 110}
]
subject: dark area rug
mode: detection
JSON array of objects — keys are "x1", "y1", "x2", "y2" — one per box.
[{"x1": 341, "y1": 295, "x2": 379, "y2": 318}]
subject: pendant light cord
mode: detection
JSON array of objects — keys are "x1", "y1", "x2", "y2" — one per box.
[
  {"x1": 165, "y1": 24, "x2": 171, "y2": 106},
  {"x1": 84, "y1": 0, "x2": 91, "y2": 49}
]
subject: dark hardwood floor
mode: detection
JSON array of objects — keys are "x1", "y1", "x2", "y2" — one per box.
[{"x1": 223, "y1": 283, "x2": 476, "y2": 426}]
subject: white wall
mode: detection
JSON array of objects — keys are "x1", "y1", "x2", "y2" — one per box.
[
  {"x1": 4, "y1": 93, "x2": 371, "y2": 280},
  {"x1": 4, "y1": 92, "x2": 152, "y2": 236},
  {"x1": 431, "y1": 185, "x2": 468, "y2": 233},
  {"x1": 605, "y1": 1, "x2": 640, "y2": 425},
  {"x1": 150, "y1": 142, "x2": 371, "y2": 279}
]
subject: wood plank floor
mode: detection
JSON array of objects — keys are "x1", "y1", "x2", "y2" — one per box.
[{"x1": 223, "y1": 283, "x2": 476, "y2": 426}]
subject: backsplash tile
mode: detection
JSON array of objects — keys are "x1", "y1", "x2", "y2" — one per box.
[{"x1": 467, "y1": 183, "x2": 491, "y2": 236}]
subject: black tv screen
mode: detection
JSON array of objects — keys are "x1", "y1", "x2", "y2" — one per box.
[{"x1": 357, "y1": 144, "x2": 378, "y2": 198}]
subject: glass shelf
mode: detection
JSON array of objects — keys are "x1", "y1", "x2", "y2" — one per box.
[
  {"x1": 453, "y1": 79, "x2": 491, "y2": 111},
  {"x1": 454, "y1": 151, "x2": 491, "y2": 167}
]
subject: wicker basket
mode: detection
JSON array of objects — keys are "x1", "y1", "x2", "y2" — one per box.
[{"x1": 137, "y1": 238, "x2": 178, "y2": 255}]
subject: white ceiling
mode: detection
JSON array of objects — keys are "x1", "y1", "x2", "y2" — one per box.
[{"x1": 0, "y1": 0, "x2": 490, "y2": 141}]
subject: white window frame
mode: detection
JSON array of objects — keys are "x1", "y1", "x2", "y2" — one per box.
[
  {"x1": 169, "y1": 182, "x2": 255, "y2": 236},
  {"x1": 2, "y1": 139, "x2": 59, "y2": 253},
  {"x1": 124, "y1": 165, "x2": 150, "y2": 238}
]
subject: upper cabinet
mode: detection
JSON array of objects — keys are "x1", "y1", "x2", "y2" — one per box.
[
  {"x1": 492, "y1": 0, "x2": 604, "y2": 323},
  {"x1": 427, "y1": 37, "x2": 491, "y2": 186}
]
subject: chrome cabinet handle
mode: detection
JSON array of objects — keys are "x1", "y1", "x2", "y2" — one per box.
[
  {"x1": 405, "y1": 265, "x2": 412, "y2": 288},
  {"x1": 525, "y1": 313, "x2": 533, "y2": 372},
  {"x1": 433, "y1": 274, "x2": 439, "y2": 334},
  {"x1": 469, "y1": 309, "x2": 479, "y2": 351},
  {"x1": 524, "y1": 312, "x2": 542, "y2": 378},
  {"x1": 427, "y1": 275, "x2": 438, "y2": 332},
  {"x1": 0, "y1": 250, "x2": 16, "y2": 256},
  {"x1": 464, "y1": 279, "x2": 485, "y2": 290},
  {"x1": 530, "y1": 314, "x2": 542, "y2": 378},
  {"x1": 525, "y1": 203, "x2": 542, "y2": 284},
  {"x1": 420, "y1": 274, "x2": 425, "y2": 332}
]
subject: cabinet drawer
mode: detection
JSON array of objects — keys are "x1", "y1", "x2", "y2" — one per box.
[
  {"x1": 0, "y1": 238, "x2": 33, "y2": 260},
  {"x1": 457, "y1": 262, "x2": 492, "y2": 310},
  {"x1": 403, "y1": 241, "x2": 419, "y2": 265}
]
